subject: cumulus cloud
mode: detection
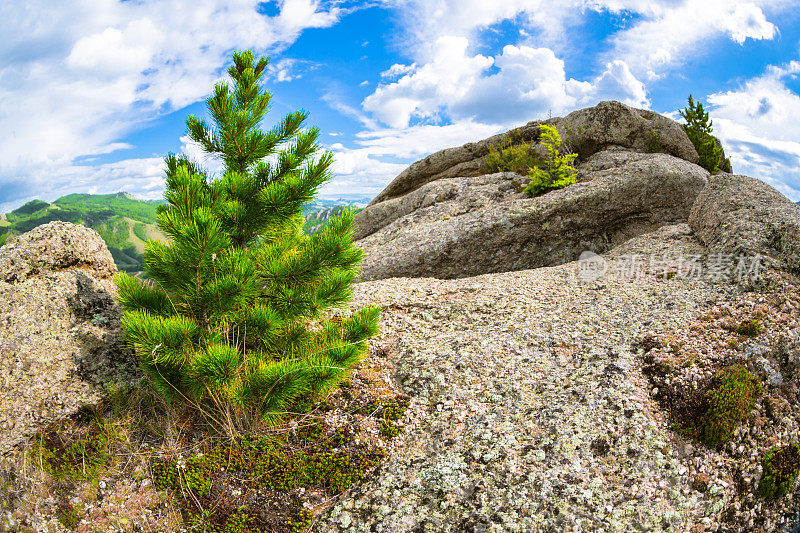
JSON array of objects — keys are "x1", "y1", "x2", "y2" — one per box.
[
  {"x1": 705, "y1": 63, "x2": 800, "y2": 200},
  {"x1": 725, "y1": 3, "x2": 778, "y2": 44},
  {"x1": 361, "y1": 38, "x2": 649, "y2": 129},
  {"x1": 0, "y1": 0, "x2": 346, "y2": 209},
  {"x1": 267, "y1": 58, "x2": 318, "y2": 82},
  {"x1": 602, "y1": 1, "x2": 789, "y2": 77},
  {"x1": 380, "y1": 63, "x2": 417, "y2": 79}
]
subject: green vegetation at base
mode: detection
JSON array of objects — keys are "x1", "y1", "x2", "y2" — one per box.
[
  {"x1": 736, "y1": 319, "x2": 763, "y2": 337},
  {"x1": 30, "y1": 404, "x2": 123, "y2": 482},
  {"x1": 351, "y1": 397, "x2": 410, "y2": 438},
  {"x1": 758, "y1": 444, "x2": 800, "y2": 499},
  {"x1": 56, "y1": 503, "x2": 82, "y2": 530},
  {"x1": 152, "y1": 430, "x2": 383, "y2": 532}
]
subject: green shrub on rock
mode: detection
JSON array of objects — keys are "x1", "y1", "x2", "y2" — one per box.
[
  {"x1": 482, "y1": 129, "x2": 543, "y2": 175},
  {"x1": 698, "y1": 365, "x2": 762, "y2": 447},
  {"x1": 736, "y1": 319, "x2": 763, "y2": 337},
  {"x1": 114, "y1": 50, "x2": 379, "y2": 426},
  {"x1": 524, "y1": 124, "x2": 578, "y2": 197},
  {"x1": 758, "y1": 444, "x2": 800, "y2": 499},
  {"x1": 672, "y1": 365, "x2": 762, "y2": 448}
]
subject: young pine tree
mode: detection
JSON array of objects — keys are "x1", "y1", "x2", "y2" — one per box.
[
  {"x1": 115, "y1": 50, "x2": 379, "y2": 425},
  {"x1": 680, "y1": 95, "x2": 732, "y2": 174},
  {"x1": 524, "y1": 124, "x2": 578, "y2": 197}
]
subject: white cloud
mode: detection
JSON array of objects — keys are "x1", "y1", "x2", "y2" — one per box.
[
  {"x1": 361, "y1": 38, "x2": 649, "y2": 129},
  {"x1": 267, "y1": 58, "x2": 317, "y2": 82},
  {"x1": 321, "y1": 119, "x2": 504, "y2": 195},
  {"x1": 725, "y1": 3, "x2": 778, "y2": 44},
  {"x1": 602, "y1": 1, "x2": 789, "y2": 77},
  {"x1": 380, "y1": 63, "x2": 417, "y2": 79},
  {"x1": 363, "y1": 36, "x2": 493, "y2": 128},
  {"x1": 0, "y1": 0, "x2": 346, "y2": 209},
  {"x1": 275, "y1": 0, "x2": 342, "y2": 34},
  {"x1": 705, "y1": 63, "x2": 800, "y2": 200}
]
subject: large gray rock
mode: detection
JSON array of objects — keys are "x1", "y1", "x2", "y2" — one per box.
[
  {"x1": 560, "y1": 101, "x2": 698, "y2": 162},
  {"x1": 356, "y1": 152, "x2": 708, "y2": 281},
  {"x1": 689, "y1": 173, "x2": 800, "y2": 273},
  {"x1": 0, "y1": 222, "x2": 137, "y2": 453},
  {"x1": 354, "y1": 172, "x2": 526, "y2": 241},
  {"x1": 0, "y1": 221, "x2": 116, "y2": 282},
  {"x1": 365, "y1": 101, "x2": 698, "y2": 208}
]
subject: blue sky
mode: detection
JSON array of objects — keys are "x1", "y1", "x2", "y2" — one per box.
[{"x1": 2, "y1": 0, "x2": 800, "y2": 212}]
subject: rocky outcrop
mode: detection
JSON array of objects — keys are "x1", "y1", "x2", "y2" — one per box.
[
  {"x1": 354, "y1": 101, "x2": 708, "y2": 281},
  {"x1": 356, "y1": 151, "x2": 708, "y2": 281},
  {"x1": 0, "y1": 221, "x2": 117, "y2": 283},
  {"x1": 689, "y1": 173, "x2": 800, "y2": 274},
  {"x1": 366, "y1": 100, "x2": 698, "y2": 207},
  {"x1": 354, "y1": 172, "x2": 526, "y2": 241},
  {"x1": 0, "y1": 222, "x2": 137, "y2": 453}
]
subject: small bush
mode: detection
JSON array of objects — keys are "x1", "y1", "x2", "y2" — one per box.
[
  {"x1": 736, "y1": 319, "x2": 763, "y2": 337},
  {"x1": 483, "y1": 129, "x2": 542, "y2": 175},
  {"x1": 680, "y1": 95, "x2": 732, "y2": 173},
  {"x1": 672, "y1": 365, "x2": 762, "y2": 448},
  {"x1": 699, "y1": 365, "x2": 762, "y2": 447},
  {"x1": 758, "y1": 444, "x2": 800, "y2": 499},
  {"x1": 645, "y1": 130, "x2": 662, "y2": 153},
  {"x1": 524, "y1": 124, "x2": 578, "y2": 197}
]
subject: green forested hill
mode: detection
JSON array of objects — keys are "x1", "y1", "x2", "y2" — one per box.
[
  {"x1": 0, "y1": 193, "x2": 364, "y2": 272},
  {"x1": 0, "y1": 193, "x2": 164, "y2": 272},
  {"x1": 302, "y1": 205, "x2": 363, "y2": 234}
]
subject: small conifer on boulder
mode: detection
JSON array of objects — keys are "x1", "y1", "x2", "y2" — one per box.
[
  {"x1": 524, "y1": 124, "x2": 578, "y2": 197},
  {"x1": 680, "y1": 95, "x2": 732, "y2": 174},
  {"x1": 115, "y1": 50, "x2": 379, "y2": 425}
]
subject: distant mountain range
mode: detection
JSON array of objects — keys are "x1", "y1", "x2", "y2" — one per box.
[{"x1": 0, "y1": 193, "x2": 366, "y2": 272}]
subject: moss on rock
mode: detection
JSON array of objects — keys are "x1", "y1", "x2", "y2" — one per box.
[
  {"x1": 674, "y1": 365, "x2": 762, "y2": 448},
  {"x1": 758, "y1": 444, "x2": 800, "y2": 499}
]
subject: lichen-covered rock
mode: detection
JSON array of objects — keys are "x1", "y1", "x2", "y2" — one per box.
[
  {"x1": 356, "y1": 152, "x2": 708, "y2": 281},
  {"x1": 0, "y1": 221, "x2": 116, "y2": 283},
  {"x1": 318, "y1": 226, "x2": 739, "y2": 532},
  {"x1": 364, "y1": 100, "x2": 698, "y2": 208},
  {"x1": 0, "y1": 222, "x2": 137, "y2": 453},
  {"x1": 689, "y1": 173, "x2": 800, "y2": 274}
]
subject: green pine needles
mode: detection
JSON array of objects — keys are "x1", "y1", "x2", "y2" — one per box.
[
  {"x1": 524, "y1": 124, "x2": 578, "y2": 197},
  {"x1": 114, "y1": 51, "x2": 379, "y2": 426},
  {"x1": 680, "y1": 95, "x2": 732, "y2": 174}
]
